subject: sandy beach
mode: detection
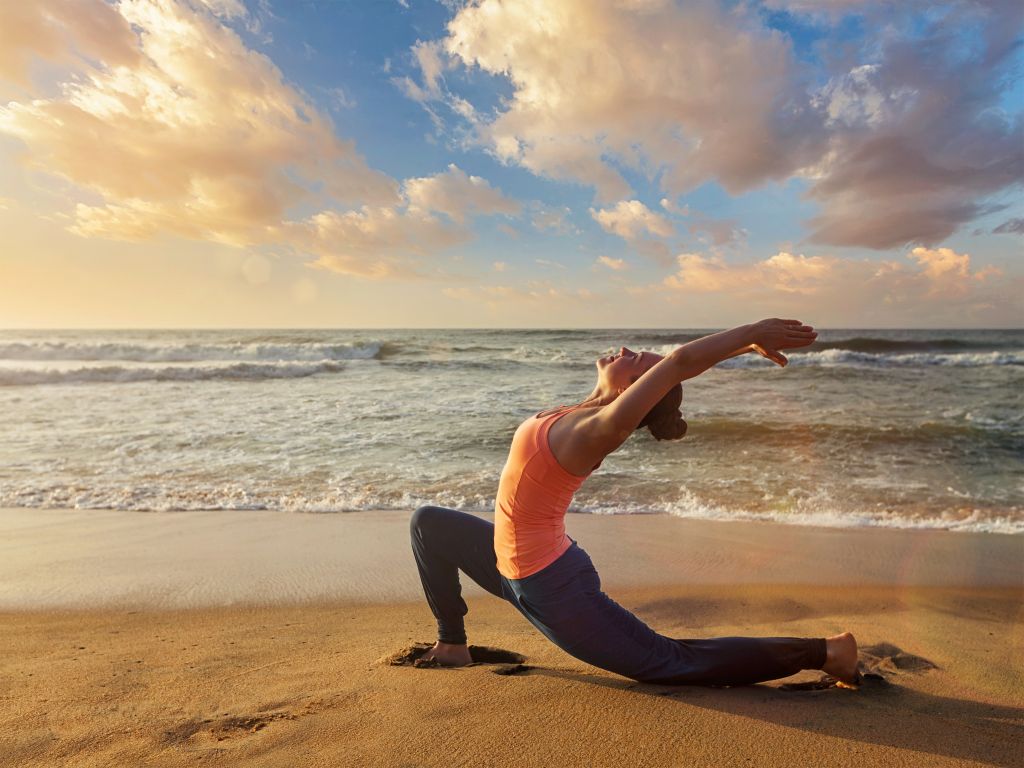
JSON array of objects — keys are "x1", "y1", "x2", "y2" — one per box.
[{"x1": 1, "y1": 508, "x2": 1021, "y2": 767}]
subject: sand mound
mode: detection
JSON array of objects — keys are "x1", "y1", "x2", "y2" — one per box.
[{"x1": 378, "y1": 642, "x2": 527, "y2": 668}]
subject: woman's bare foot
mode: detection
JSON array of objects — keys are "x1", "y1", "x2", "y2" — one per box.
[
  {"x1": 822, "y1": 631, "x2": 859, "y2": 684},
  {"x1": 418, "y1": 641, "x2": 473, "y2": 667}
]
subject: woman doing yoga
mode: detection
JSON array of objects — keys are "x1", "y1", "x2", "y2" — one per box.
[{"x1": 410, "y1": 319, "x2": 859, "y2": 686}]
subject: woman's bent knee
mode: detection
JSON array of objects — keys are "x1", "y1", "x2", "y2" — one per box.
[{"x1": 410, "y1": 504, "x2": 442, "y2": 537}]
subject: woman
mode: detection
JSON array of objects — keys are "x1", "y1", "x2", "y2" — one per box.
[{"x1": 410, "y1": 319, "x2": 859, "y2": 686}]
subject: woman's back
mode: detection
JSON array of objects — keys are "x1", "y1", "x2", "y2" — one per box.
[{"x1": 493, "y1": 405, "x2": 602, "y2": 579}]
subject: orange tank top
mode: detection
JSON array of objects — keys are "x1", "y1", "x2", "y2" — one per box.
[{"x1": 494, "y1": 404, "x2": 602, "y2": 579}]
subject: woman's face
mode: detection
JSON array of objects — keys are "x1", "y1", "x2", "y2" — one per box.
[{"x1": 596, "y1": 346, "x2": 663, "y2": 393}]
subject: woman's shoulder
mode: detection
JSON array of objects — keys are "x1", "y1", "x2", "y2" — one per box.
[{"x1": 545, "y1": 405, "x2": 607, "y2": 476}]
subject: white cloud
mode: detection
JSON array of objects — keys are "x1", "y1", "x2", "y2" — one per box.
[
  {"x1": 397, "y1": 40, "x2": 448, "y2": 102},
  {"x1": 323, "y1": 86, "x2": 357, "y2": 111},
  {"x1": 194, "y1": 0, "x2": 248, "y2": 18},
  {"x1": 591, "y1": 200, "x2": 673, "y2": 240},
  {"x1": 403, "y1": 164, "x2": 520, "y2": 223},
  {"x1": 531, "y1": 204, "x2": 573, "y2": 234},
  {"x1": 597, "y1": 255, "x2": 627, "y2": 270},
  {"x1": 659, "y1": 197, "x2": 689, "y2": 216},
  {"x1": 763, "y1": 0, "x2": 880, "y2": 20}
]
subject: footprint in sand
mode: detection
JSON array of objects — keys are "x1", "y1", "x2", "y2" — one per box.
[
  {"x1": 164, "y1": 711, "x2": 295, "y2": 745},
  {"x1": 379, "y1": 643, "x2": 533, "y2": 675},
  {"x1": 781, "y1": 641, "x2": 937, "y2": 691},
  {"x1": 163, "y1": 696, "x2": 351, "y2": 745}
]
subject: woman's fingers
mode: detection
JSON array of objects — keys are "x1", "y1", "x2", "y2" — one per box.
[
  {"x1": 756, "y1": 320, "x2": 817, "y2": 360},
  {"x1": 753, "y1": 344, "x2": 788, "y2": 366},
  {"x1": 780, "y1": 320, "x2": 815, "y2": 331}
]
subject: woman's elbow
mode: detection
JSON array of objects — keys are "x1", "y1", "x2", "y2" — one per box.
[
  {"x1": 667, "y1": 350, "x2": 704, "y2": 382},
  {"x1": 667, "y1": 349, "x2": 693, "y2": 373}
]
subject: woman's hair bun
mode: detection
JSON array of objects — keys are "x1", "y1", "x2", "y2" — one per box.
[
  {"x1": 637, "y1": 382, "x2": 686, "y2": 441},
  {"x1": 648, "y1": 412, "x2": 687, "y2": 441}
]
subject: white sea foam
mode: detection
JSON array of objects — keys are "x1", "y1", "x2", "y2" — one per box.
[
  {"x1": 572, "y1": 492, "x2": 1024, "y2": 535},
  {"x1": 0, "y1": 340, "x2": 384, "y2": 363},
  {"x1": 639, "y1": 343, "x2": 1023, "y2": 368},
  {"x1": 0, "y1": 360, "x2": 350, "y2": 386},
  {"x1": 4, "y1": 482, "x2": 1020, "y2": 534}
]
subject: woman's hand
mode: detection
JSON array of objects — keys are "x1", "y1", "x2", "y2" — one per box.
[{"x1": 751, "y1": 319, "x2": 818, "y2": 367}]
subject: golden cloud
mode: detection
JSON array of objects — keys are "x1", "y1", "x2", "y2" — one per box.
[
  {"x1": 663, "y1": 246, "x2": 1013, "y2": 324},
  {"x1": 0, "y1": 0, "x2": 517, "y2": 279},
  {"x1": 433, "y1": 0, "x2": 821, "y2": 202},
  {"x1": 280, "y1": 206, "x2": 467, "y2": 280},
  {"x1": 403, "y1": 164, "x2": 520, "y2": 224},
  {"x1": 590, "y1": 200, "x2": 673, "y2": 240},
  {"x1": 0, "y1": 0, "x2": 141, "y2": 87}
]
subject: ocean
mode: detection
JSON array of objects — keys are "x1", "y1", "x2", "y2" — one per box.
[{"x1": 1, "y1": 328, "x2": 1021, "y2": 534}]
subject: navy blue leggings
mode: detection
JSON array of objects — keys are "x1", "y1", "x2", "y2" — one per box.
[{"x1": 410, "y1": 505, "x2": 827, "y2": 686}]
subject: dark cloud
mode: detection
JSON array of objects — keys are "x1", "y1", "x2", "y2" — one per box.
[
  {"x1": 993, "y1": 217, "x2": 1024, "y2": 235},
  {"x1": 805, "y1": 0, "x2": 1024, "y2": 249},
  {"x1": 687, "y1": 217, "x2": 746, "y2": 248}
]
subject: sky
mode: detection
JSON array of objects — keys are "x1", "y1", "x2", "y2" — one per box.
[{"x1": 0, "y1": 0, "x2": 1022, "y2": 328}]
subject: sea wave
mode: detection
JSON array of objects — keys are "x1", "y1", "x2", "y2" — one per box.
[
  {"x1": 725, "y1": 349, "x2": 1024, "y2": 368},
  {"x1": 0, "y1": 340, "x2": 395, "y2": 363},
  {"x1": 0, "y1": 360, "x2": 350, "y2": 386},
  {"x1": 686, "y1": 416, "x2": 1024, "y2": 441},
  {"x1": 810, "y1": 336, "x2": 1018, "y2": 353}
]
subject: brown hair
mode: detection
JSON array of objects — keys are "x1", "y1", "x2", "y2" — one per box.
[{"x1": 632, "y1": 380, "x2": 687, "y2": 441}]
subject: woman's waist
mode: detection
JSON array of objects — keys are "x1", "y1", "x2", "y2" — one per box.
[{"x1": 506, "y1": 537, "x2": 593, "y2": 588}]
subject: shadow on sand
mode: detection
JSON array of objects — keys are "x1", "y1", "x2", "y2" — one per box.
[{"x1": 522, "y1": 641, "x2": 1021, "y2": 768}]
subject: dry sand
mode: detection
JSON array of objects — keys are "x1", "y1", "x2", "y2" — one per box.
[{"x1": 1, "y1": 508, "x2": 1021, "y2": 767}]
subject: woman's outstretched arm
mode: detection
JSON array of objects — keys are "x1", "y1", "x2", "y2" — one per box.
[
  {"x1": 591, "y1": 319, "x2": 817, "y2": 445},
  {"x1": 670, "y1": 319, "x2": 815, "y2": 377}
]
